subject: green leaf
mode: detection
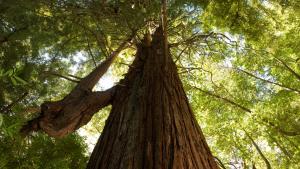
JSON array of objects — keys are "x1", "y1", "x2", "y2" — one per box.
[
  {"x1": 4, "y1": 70, "x2": 14, "y2": 77},
  {"x1": 10, "y1": 77, "x2": 17, "y2": 86},
  {"x1": 13, "y1": 75, "x2": 27, "y2": 85}
]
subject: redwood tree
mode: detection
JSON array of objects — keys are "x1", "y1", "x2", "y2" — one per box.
[
  {"x1": 2, "y1": 0, "x2": 300, "y2": 168},
  {"x1": 22, "y1": 26, "x2": 218, "y2": 168},
  {"x1": 86, "y1": 28, "x2": 218, "y2": 168},
  {"x1": 22, "y1": 5, "x2": 219, "y2": 165}
]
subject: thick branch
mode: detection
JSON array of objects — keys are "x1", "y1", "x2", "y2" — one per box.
[
  {"x1": 276, "y1": 129, "x2": 300, "y2": 136},
  {"x1": 252, "y1": 163, "x2": 257, "y2": 169},
  {"x1": 76, "y1": 33, "x2": 135, "y2": 91},
  {"x1": 21, "y1": 33, "x2": 135, "y2": 138},
  {"x1": 66, "y1": 73, "x2": 82, "y2": 80},
  {"x1": 20, "y1": 87, "x2": 114, "y2": 138}
]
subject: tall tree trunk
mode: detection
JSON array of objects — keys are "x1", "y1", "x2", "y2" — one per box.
[{"x1": 86, "y1": 28, "x2": 218, "y2": 169}]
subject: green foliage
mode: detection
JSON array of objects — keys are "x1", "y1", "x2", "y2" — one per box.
[
  {"x1": 0, "y1": 114, "x2": 88, "y2": 169},
  {"x1": 1, "y1": 0, "x2": 300, "y2": 168}
]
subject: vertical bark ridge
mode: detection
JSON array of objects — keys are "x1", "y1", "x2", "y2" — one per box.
[{"x1": 86, "y1": 29, "x2": 218, "y2": 169}]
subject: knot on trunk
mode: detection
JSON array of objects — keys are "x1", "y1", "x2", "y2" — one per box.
[{"x1": 41, "y1": 101, "x2": 63, "y2": 118}]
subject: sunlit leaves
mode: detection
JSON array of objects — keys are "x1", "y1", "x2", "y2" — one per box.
[{"x1": 1, "y1": 0, "x2": 300, "y2": 168}]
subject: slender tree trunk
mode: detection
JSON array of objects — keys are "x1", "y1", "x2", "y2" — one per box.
[{"x1": 86, "y1": 28, "x2": 218, "y2": 169}]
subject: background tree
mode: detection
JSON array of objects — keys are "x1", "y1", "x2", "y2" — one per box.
[{"x1": 1, "y1": 0, "x2": 299, "y2": 168}]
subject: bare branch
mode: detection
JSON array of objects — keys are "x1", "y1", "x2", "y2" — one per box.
[
  {"x1": 190, "y1": 85, "x2": 252, "y2": 113},
  {"x1": 43, "y1": 71, "x2": 80, "y2": 83},
  {"x1": 244, "y1": 130, "x2": 272, "y2": 169},
  {"x1": 174, "y1": 46, "x2": 189, "y2": 63},
  {"x1": 179, "y1": 65, "x2": 236, "y2": 99},
  {"x1": 231, "y1": 67, "x2": 300, "y2": 94},
  {"x1": 274, "y1": 56, "x2": 300, "y2": 82},
  {"x1": 66, "y1": 73, "x2": 82, "y2": 80},
  {"x1": 169, "y1": 32, "x2": 213, "y2": 48},
  {"x1": 214, "y1": 156, "x2": 227, "y2": 169},
  {"x1": 85, "y1": 34, "x2": 98, "y2": 67}
]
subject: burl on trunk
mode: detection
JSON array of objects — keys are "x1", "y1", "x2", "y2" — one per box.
[{"x1": 21, "y1": 28, "x2": 218, "y2": 169}]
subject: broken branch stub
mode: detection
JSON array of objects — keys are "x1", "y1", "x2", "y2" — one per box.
[{"x1": 21, "y1": 87, "x2": 115, "y2": 138}]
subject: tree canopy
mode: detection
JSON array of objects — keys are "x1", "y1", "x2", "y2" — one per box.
[{"x1": 0, "y1": 0, "x2": 300, "y2": 168}]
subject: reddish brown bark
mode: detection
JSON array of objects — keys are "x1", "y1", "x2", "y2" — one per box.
[
  {"x1": 86, "y1": 28, "x2": 218, "y2": 169},
  {"x1": 21, "y1": 28, "x2": 218, "y2": 168},
  {"x1": 20, "y1": 34, "x2": 134, "y2": 137}
]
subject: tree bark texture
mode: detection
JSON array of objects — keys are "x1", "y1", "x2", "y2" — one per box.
[
  {"x1": 21, "y1": 27, "x2": 218, "y2": 168},
  {"x1": 86, "y1": 28, "x2": 218, "y2": 169}
]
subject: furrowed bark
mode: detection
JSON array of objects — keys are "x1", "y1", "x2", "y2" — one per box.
[
  {"x1": 20, "y1": 86, "x2": 115, "y2": 138},
  {"x1": 21, "y1": 27, "x2": 218, "y2": 168},
  {"x1": 86, "y1": 27, "x2": 218, "y2": 169},
  {"x1": 20, "y1": 33, "x2": 134, "y2": 138}
]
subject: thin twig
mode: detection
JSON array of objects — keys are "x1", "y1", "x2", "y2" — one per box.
[
  {"x1": 274, "y1": 56, "x2": 300, "y2": 82},
  {"x1": 190, "y1": 84, "x2": 252, "y2": 113},
  {"x1": 244, "y1": 130, "x2": 272, "y2": 169},
  {"x1": 85, "y1": 32, "x2": 97, "y2": 67},
  {"x1": 170, "y1": 32, "x2": 213, "y2": 47},
  {"x1": 214, "y1": 156, "x2": 227, "y2": 169},
  {"x1": 43, "y1": 71, "x2": 80, "y2": 83},
  {"x1": 174, "y1": 46, "x2": 189, "y2": 63},
  {"x1": 231, "y1": 67, "x2": 300, "y2": 94},
  {"x1": 0, "y1": 92, "x2": 28, "y2": 114},
  {"x1": 66, "y1": 73, "x2": 82, "y2": 80}
]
